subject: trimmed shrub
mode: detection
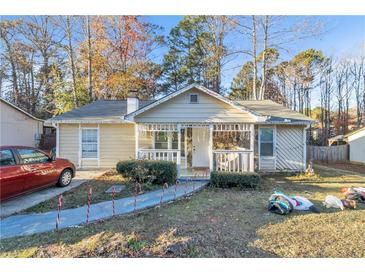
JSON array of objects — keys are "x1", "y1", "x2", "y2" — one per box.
[
  {"x1": 116, "y1": 160, "x2": 177, "y2": 185},
  {"x1": 210, "y1": 171, "x2": 260, "y2": 189}
]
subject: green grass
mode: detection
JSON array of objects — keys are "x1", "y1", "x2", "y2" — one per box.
[
  {"x1": 1, "y1": 164, "x2": 364, "y2": 258},
  {"x1": 23, "y1": 170, "x2": 161, "y2": 214}
]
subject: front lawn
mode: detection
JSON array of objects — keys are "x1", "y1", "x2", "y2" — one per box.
[
  {"x1": 1, "y1": 164, "x2": 364, "y2": 258},
  {"x1": 23, "y1": 170, "x2": 161, "y2": 214}
]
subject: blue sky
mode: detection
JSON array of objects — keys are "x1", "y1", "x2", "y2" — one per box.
[{"x1": 146, "y1": 16, "x2": 365, "y2": 92}]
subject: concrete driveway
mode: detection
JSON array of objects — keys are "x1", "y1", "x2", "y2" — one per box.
[{"x1": 0, "y1": 169, "x2": 107, "y2": 218}]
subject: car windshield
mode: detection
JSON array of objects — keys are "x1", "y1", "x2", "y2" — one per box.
[{"x1": 17, "y1": 148, "x2": 49, "y2": 164}]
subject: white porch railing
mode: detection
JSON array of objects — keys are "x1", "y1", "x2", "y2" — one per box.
[
  {"x1": 138, "y1": 149, "x2": 180, "y2": 162},
  {"x1": 213, "y1": 150, "x2": 253, "y2": 172}
]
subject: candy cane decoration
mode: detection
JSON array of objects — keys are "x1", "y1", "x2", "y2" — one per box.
[
  {"x1": 192, "y1": 173, "x2": 197, "y2": 191},
  {"x1": 174, "y1": 179, "x2": 179, "y2": 200},
  {"x1": 185, "y1": 178, "x2": 189, "y2": 195},
  {"x1": 112, "y1": 186, "x2": 116, "y2": 216},
  {"x1": 86, "y1": 186, "x2": 92, "y2": 224},
  {"x1": 160, "y1": 183, "x2": 169, "y2": 205},
  {"x1": 55, "y1": 194, "x2": 63, "y2": 231},
  {"x1": 133, "y1": 183, "x2": 141, "y2": 212}
]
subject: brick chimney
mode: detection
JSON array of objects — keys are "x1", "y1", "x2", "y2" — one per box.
[{"x1": 127, "y1": 90, "x2": 139, "y2": 114}]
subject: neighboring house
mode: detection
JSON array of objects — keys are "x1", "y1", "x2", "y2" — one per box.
[
  {"x1": 0, "y1": 98, "x2": 44, "y2": 147},
  {"x1": 328, "y1": 134, "x2": 346, "y2": 146},
  {"x1": 344, "y1": 127, "x2": 365, "y2": 164},
  {"x1": 46, "y1": 84, "x2": 314, "y2": 176}
]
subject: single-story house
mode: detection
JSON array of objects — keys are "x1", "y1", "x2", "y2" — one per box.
[
  {"x1": 345, "y1": 127, "x2": 365, "y2": 164},
  {"x1": 0, "y1": 98, "x2": 44, "y2": 147},
  {"x1": 46, "y1": 84, "x2": 314, "y2": 176}
]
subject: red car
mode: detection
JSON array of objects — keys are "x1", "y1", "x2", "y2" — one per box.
[{"x1": 0, "y1": 146, "x2": 76, "y2": 201}]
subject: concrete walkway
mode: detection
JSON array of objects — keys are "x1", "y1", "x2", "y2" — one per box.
[
  {"x1": 0, "y1": 180, "x2": 207, "y2": 239},
  {"x1": 0, "y1": 170, "x2": 107, "y2": 218}
]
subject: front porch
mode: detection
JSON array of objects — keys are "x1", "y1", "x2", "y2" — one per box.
[{"x1": 135, "y1": 123, "x2": 255, "y2": 178}]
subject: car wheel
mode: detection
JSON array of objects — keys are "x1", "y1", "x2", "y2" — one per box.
[{"x1": 58, "y1": 169, "x2": 73, "y2": 187}]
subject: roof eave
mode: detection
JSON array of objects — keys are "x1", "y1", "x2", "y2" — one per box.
[
  {"x1": 45, "y1": 118, "x2": 134, "y2": 124},
  {"x1": 1, "y1": 98, "x2": 44, "y2": 122},
  {"x1": 258, "y1": 120, "x2": 313, "y2": 125}
]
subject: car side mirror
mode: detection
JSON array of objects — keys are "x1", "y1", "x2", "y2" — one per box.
[{"x1": 50, "y1": 152, "x2": 56, "y2": 161}]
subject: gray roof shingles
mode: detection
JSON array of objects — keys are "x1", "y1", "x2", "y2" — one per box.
[
  {"x1": 47, "y1": 100, "x2": 155, "y2": 122},
  {"x1": 237, "y1": 100, "x2": 314, "y2": 123},
  {"x1": 48, "y1": 98, "x2": 313, "y2": 124}
]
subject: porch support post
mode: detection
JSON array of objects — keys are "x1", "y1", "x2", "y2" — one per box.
[
  {"x1": 135, "y1": 123, "x2": 139, "y2": 159},
  {"x1": 209, "y1": 124, "x2": 214, "y2": 172},
  {"x1": 250, "y1": 124, "x2": 255, "y2": 172},
  {"x1": 177, "y1": 124, "x2": 181, "y2": 177}
]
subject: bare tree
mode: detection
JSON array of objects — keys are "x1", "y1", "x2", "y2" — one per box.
[
  {"x1": 251, "y1": 16, "x2": 258, "y2": 100},
  {"x1": 258, "y1": 15, "x2": 269, "y2": 100},
  {"x1": 351, "y1": 57, "x2": 365, "y2": 128},
  {"x1": 18, "y1": 16, "x2": 63, "y2": 114},
  {"x1": 54, "y1": 16, "x2": 79, "y2": 107},
  {"x1": 86, "y1": 15, "x2": 93, "y2": 102},
  {"x1": 0, "y1": 20, "x2": 20, "y2": 104}
]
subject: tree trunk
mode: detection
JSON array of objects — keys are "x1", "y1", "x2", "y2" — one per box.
[
  {"x1": 86, "y1": 15, "x2": 93, "y2": 102},
  {"x1": 252, "y1": 16, "x2": 257, "y2": 100},
  {"x1": 2, "y1": 36, "x2": 19, "y2": 104},
  {"x1": 66, "y1": 16, "x2": 78, "y2": 107},
  {"x1": 259, "y1": 16, "x2": 269, "y2": 100}
]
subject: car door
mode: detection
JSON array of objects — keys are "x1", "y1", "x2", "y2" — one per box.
[
  {"x1": 16, "y1": 148, "x2": 58, "y2": 192},
  {"x1": 0, "y1": 148, "x2": 25, "y2": 200}
]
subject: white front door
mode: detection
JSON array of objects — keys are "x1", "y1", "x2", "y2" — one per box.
[{"x1": 192, "y1": 127, "x2": 209, "y2": 167}]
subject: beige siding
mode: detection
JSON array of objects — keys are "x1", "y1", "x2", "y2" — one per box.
[
  {"x1": 59, "y1": 123, "x2": 138, "y2": 168},
  {"x1": 99, "y1": 124, "x2": 135, "y2": 168},
  {"x1": 134, "y1": 87, "x2": 256, "y2": 123},
  {"x1": 276, "y1": 125, "x2": 305, "y2": 171},
  {"x1": 59, "y1": 124, "x2": 78, "y2": 166},
  {"x1": 81, "y1": 159, "x2": 98, "y2": 168},
  {"x1": 0, "y1": 101, "x2": 43, "y2": 147}
]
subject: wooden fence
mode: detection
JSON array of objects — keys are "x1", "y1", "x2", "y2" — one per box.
[{"x1": 307, "y1": 145, "x2": 349, "y2": 162}]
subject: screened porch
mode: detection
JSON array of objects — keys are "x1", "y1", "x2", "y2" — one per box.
[{"x1": 135, "y1": 123, "x2": 255, "y2": 177}]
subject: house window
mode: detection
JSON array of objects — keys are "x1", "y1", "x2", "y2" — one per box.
[
  {"x1": 154, "y1": 131, "x2": 185, "y2": 156},
  {"x1": 260, "y1": 128, "x2": 274, "y2": 157},
  {"x1": 154, "y1": 132, "x2": 169, "y2": 149},
  {"x1": 190, "y1": 94, "x2": 198, "y2": 104},
  {"x1": 82, "y1": 128, "x2": 98, "y2": 158}
]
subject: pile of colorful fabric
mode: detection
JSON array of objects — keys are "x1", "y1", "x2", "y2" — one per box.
[
  {"x1": 341, "y1": 187, "x2": 365, "y2": 204},
  {"x1": 268, "y1": 191, "x2": 319, "y2": 215}
]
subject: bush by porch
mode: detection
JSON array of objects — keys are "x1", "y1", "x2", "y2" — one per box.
[
  {"x1": 116, "y1": 159, "x2": 177, "y2": 185},
  {"x1": 210, "y1": 171, "x2": 260, "y2": 189}
]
